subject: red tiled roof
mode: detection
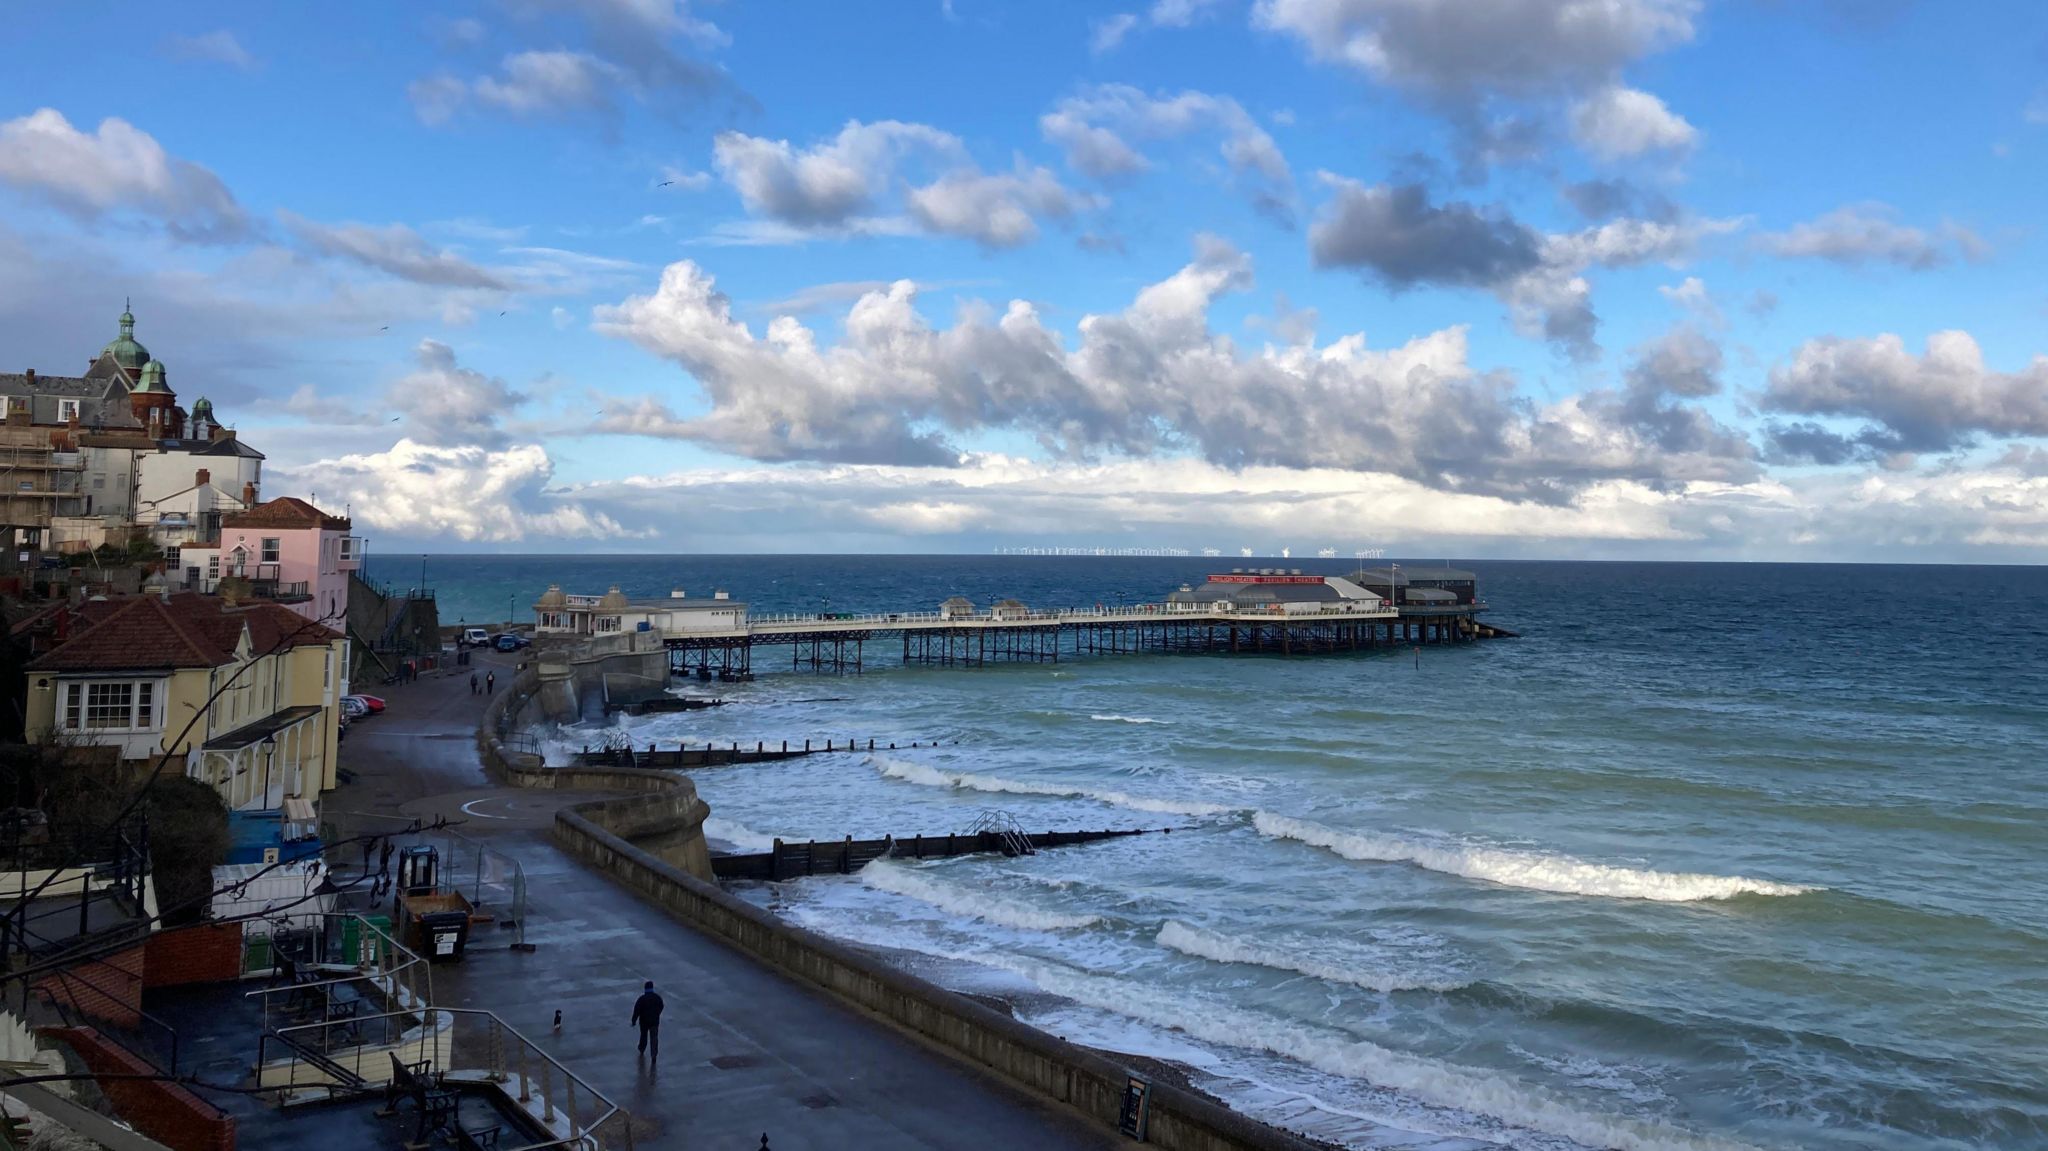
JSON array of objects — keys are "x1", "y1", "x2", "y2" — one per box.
[
  {"x1": 222, "y1": 496, "x2": 350, "y2": 532},
  {"x1": 25, "y1": 593, "x2": 340, "y2": 673}
]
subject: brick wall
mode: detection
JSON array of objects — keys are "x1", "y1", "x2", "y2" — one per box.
[
  {"x1": 143, "y1": 922, "x2": 245, "y2": 988},
  {"x1": 46, "y1": 1026, "x2": 235, "y2": 1151},
  {"x1": 34, "y1": 944, "x2": 143, "y2": 1029}
]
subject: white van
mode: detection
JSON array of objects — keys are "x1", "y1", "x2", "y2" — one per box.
[{"x1": 461, "y1": 627, "x2": 491, "y2": 647}]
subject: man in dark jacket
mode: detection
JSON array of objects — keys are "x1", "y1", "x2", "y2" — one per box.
[{"x1": 630, "y1": 980, "x2": 664, "y2": 1060}]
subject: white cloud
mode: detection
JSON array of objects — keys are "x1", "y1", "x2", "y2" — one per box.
[
  {"x1": 709, "y1": 120, "x2": 1090, "y2": 246},
  {"x1": 0, "y1": 108, "x2": 248, "y2": 242},
  {"x1": 1042, "y1": 85, "x2": 1295, "y2": 220},
  {"x1": 2026, "y1": 88, "x2": 2048, "y2": 125},
  {"x1": 1658, "y1": 276, "x2": 1722, "y2": 326},
  {"x1": 1091, "y1": 14, "x2": 1141, "y2": 53},
  {"x1": 1092, "y1": 0, "x2": 1224, "y2": 53},
  {"x1": 659, "y1": 165, "x2": 714, "y2": 190},
  {"x1": 1570, "y1": 85, "x2": 1696, "y2": 158},
  {"x1": 1758, "y1": 203, "x2": 1987, "y2": 270},
  {"x1": 413, "y1": 51, "x2": 623, "y2": 123},
  {"x1": 386, "y1": 339, "x2": 529, "y2": 447},
  {"x1": 280, "y1": 439, "x2": 632, "y2": 543},
  {"x1": 282, "y1": 213, "x2": 510, "y2": 289},
  {"x1": 905, "y1": 166, "x2": 1087, "y2": 249},
  {"x1": 590, "y1": 240, "x2": 1751, "y2": 494},
  {"x1": 160, "y1": 30, "x2": 258, "y2": 70},
  {"x1": 1761, "y1": 330, "x2": 2048, "y2": 456}
]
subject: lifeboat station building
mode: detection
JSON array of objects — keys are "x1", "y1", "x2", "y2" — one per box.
[{"x1": 1165, "y1": 568, "x2": 1389, "y2": 614}]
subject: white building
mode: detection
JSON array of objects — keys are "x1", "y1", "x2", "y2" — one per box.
[{"x1": 533, "y1": 585, "x2": 748, "y2": 636}]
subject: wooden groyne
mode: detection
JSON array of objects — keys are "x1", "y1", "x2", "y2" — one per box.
[
  {"x1": 713, "y1": 828, "x2": 1169, "y2": 881},
  {"x1": 570, "y1": 737, "x2": 943, "y2": 769},
  {"x1": 605, "y1": 695, "x2": 728, "y2": 717}
]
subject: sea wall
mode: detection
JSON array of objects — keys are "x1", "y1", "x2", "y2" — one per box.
[
  {"x1": 551, "y1": 804, "x2": 1323, "y2": 1151},
  {"x1": 478, "y1": 657, "x2": 715, "y2": 882}
]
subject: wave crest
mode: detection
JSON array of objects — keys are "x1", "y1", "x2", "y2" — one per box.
[
  {"x1": 1090, "y1": 713, "x2": 1164, "y2": 724},
  {"x1": 860, "y1": 860, "x2": 1100, "y2": 930},
  {"x1": 872, "y1": 755, "x2": 1233, "y2": 818},
  {"x1": 1252, "y1": 813, "x2": 1816, "y2": 902},
  {"x1": 701, "y1": 817, "x2": 778, "y2": 852},
  {"x1": 1156, "y1": 921, "x2": 1469, "y2": 993}
]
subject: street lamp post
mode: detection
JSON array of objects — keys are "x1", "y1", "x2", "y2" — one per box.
[{"x1": 259, "y1": 736, "x2": 277, "y2": 810}]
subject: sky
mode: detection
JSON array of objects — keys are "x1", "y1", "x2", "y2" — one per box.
[{"x1": 3, "y1": 0, "x2": 2046, "y2": 561}]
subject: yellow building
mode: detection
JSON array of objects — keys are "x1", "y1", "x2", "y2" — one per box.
[{"x1": 23, "y1": 592, "x2": 348, "y2": 817}]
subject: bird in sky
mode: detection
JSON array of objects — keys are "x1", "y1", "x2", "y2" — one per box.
[
  {"x1": 499, "y1": 310, "x2": 507, "y2": 316},
  {"x1": 378, "y1": 325, "x2": 389, "y2": 331},
  {"x1": 657, "y1": 180, "x2": 674, "y2": 187},
  {"x1": 389, "y1": 416, "x2": 402, "y2": 423}
]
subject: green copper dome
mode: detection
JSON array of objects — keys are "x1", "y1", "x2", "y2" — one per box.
[
  {"x1": 101, "y1": 305, "x2": 152, "y2": 372},
  {"x1": 191, "y1": 396, "x2": 214, "y2": 418},
  {"x1": 134, "y1": 360, "x2": 168, "y2": 393}
]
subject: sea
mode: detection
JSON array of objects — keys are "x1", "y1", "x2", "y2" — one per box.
[{"x1": 369, "y1": 554, "x2": 2048, "y2": 1151}]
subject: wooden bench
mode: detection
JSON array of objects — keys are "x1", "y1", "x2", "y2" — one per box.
[
  {"x1": 456, "y1": 1125, "x2": 501, "y2": 1151},
  {"x1": 385, "y1": 1052, "x2": 457, "y2": 1149}
]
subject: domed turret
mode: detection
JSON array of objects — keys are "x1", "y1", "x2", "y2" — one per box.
[
  {"x1": 596, "y1": 585, "x2": 631, "y2": 612},
  {"x1": 536, "y1": 584, "x2": 568, "y2": 610},
  {"x1": 134, "y1": 360, "x2": 169, "y2": 393},
  {"x1": 100, "y1": 304, "x2": 152, "y2": 373}
]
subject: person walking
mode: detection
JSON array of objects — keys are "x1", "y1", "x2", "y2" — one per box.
[
  {"x1": 470, "y1": 671, "x2": 479, "y2": 696},
  {"x1": 485, "y1": 671, "x2": 496, "y2": 696},
  {"x1": 630, "y1": 980, "x2": 664, "y2": 1060}
]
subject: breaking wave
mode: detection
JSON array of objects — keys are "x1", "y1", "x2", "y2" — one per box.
[
  {"x1": 1090, "y1": 713, "x2": 1165, "y2": 724},
  {"x1": 872, "y1": 755, "x2": 1234, "y2": 818},
  {"x1": 860, "y1": 860, "x2": 1100, "y2": 931},
  {"x1": 1156, "y1": 921, "x2": 1470, "y2": 994},
  {"x1": 1252, "y1": 813, "x2": 1816, "y2": 902},
  {"x1": 701, "y1": 817, "x2": 778, "y2": 852},
  {"x1": 978, "y1": 952, "x2": 1766, "y2": 1151}
]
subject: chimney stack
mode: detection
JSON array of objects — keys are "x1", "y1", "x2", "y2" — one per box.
[
  {"x1": 195, "y1": 468, "x2": 210, "y2": 487},
  {"x1": 242, "y1": 482, "x2": 256, "y2": 506},
  {"x1": 23, "y1": 369, "x2": 33, "y2": 385}
]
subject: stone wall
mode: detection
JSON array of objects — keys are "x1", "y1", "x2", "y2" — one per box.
[{"x1": 551, "y1": 804, "x2": 1323, "y2": 1151}]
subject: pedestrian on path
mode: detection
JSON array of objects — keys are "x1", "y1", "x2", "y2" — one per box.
[
  {"x1": 470, "y1": 672, "x2": 479, "y2": 695},
  {"x1": 631, "y1": 980, "x2": 664, "y2": 1060},
  {"x1": 485, "y1": 671, "x2": 496, "y2": 695}
]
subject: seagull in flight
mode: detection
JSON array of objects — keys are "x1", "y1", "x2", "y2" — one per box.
[
  {"x1": 378, "y1": 325, "x2": 389, "y2": 331},
  {"x1": 499, "y1": 310, "x2": 507, "y2": 316},
  {"x1": 389, "y1": 416, "x2": 402, "y2": 423},
  {"x1": 657, "y1": 179, "x2": 674, "y2": 187}
]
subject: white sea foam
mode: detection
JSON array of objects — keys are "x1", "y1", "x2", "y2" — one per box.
[
  {"x1": 1253, "y1": 813, "x2": 1816, "y2": 902},
  {"x1": 1090, "y1": 713, "x2": 1165, "y2": 724},
  {"x1": 860, "y1": 860, "x2": 1101, "y2": 931},
  {"x1": 975, "y1": 952, "x2": 1767, "y2": 1151},
  {"x1": 871, "y1": 755, "x2": 1234, "y2": 818},
  {"x1": 1156, "y1": 921, "x2": 1469, "y2": 994},
  {"x1": 701, "y1": 817, "x2": 778, "y2": 852}
]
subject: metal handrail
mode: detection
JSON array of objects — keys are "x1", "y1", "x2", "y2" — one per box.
[{"x1": 265, "y1": 1008, "x2": 626, "y2": 1150}]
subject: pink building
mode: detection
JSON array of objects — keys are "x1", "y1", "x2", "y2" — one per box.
[{"x1": 179, "y1": 497, "x2": 361, "y2": 626}]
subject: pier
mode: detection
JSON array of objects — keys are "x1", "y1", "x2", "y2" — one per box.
[{"x1": 532, "y1": 565, "x2": 1508, "y2": 677}]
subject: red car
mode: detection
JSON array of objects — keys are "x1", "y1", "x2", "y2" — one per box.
[{"x1": 344, "y1": 693, "x2": 386, "y2": 717}]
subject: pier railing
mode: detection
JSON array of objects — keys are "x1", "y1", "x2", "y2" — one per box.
[{"x1": 740, "y1": 601, "x2": 1404, "y2": 631}]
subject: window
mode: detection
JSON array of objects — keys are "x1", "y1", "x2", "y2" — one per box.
[
  {"x1": 164, "y1": 546, "x2": 181, "y2": 567},
  {"x1": 261, "y1": 537, "x2": 281, "y2": 563},
  {"x1": 207, "y1": 555, "x2": 220, "y2": 579},
  {"x1": 92, "y1": 476, "x2": 105, "y2": 490},
  {"x1": 58, "y1": 399, "x2": 79, "y2": 422},
  {"x1": 136, "y1": 682, "x2": 154, "y2": 729},
  {"x1": 80, "y1": 679, "x2": 135, "y2": 725},
  {"x1": 323, "y1": 651, "x2": 332, "y2": 690},
  {"x1": 338, "y1": 536, "x2": 358, "y2": 561}
]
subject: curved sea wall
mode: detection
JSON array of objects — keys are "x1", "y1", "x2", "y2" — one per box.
[
  {"x1": 551, "y1": 806, "x2": 1326, "y2": 1151},
  {"x1": 478, "y1": 643, "x2": 715, "y2": 882}
]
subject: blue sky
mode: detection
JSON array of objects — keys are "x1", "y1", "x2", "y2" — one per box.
[{"x1": 3, "y1": 0, "x2": 2045, "y2": 559}]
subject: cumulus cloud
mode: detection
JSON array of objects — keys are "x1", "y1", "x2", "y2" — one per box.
[
  {"x1": 385, "y1": 340, "x2": 529, "y2": 447},
  {"x1": 281, "y1": 439, "x2": 630, "y2": 542},
  {"x1": 412, "y1": 0, "x2": 729, "y2": 124},
  {"x1": 0, "y1": 108, "x2": 248, "y2": 242},
  {"x1": 1757, "y1": 203, "x2": 1987, "y2": 270},
  {"x1": 1761, "y1": 330, "x2": 2048, "y2": 458},
  {"x1": 710, "y1": 120, "x2": 1090, "y2": 246},
  {"x1": 590, "y1": 240, "x2": 1746, "y2": 497},
  {"x1": 1308, "y1": 178, "x2": 1738, "y2": 356},
  {"x1": 1042, "y1": 85, "x2": 1295, "y2": 221},
  {"x1": 159, "y1": 30, "x2": 258, "y2": 70},
  {"x1": 281, "y1": 213, "x2": 510, "y2": 289},
  {"x1": 1570, "y1": 85, "x2": 1697, "y2": 157},
  {"x1": 1254, "y1": 0, "x2": 1698, "y2": 168},
  {"x1": 1253, "y1": 0, "x2": 1698, "y2": 101},
  {"x1": 1561, "y1": 177, "x2": 1678, "y2": 222}
]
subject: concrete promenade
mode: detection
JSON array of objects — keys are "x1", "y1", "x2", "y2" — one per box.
[{"x1": 327, "y1": 650, "x2": 1113, "y2": 1150}]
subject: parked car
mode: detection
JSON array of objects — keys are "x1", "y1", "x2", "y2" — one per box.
[
  {"x1": 492, "y1": 633, "x2": 531, "y2": 652},
  {"x1": 343, "y1": 693, "x2": 386, "y2": 718},
  {"x1": 460, "y1": 627, "x2": 491, "y2": 647}
]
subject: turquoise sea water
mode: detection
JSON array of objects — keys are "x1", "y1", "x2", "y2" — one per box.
[{"x1": 379, "y1": 555, "x2": 2048, "y2": 1150}]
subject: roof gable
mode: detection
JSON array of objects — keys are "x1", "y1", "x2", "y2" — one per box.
[
  {"x1": 26, "y1": 593, "x2": 339, "y2": 674},
  {"x1": 223, "y1": 496, "x2": 347, "y2": 531}
]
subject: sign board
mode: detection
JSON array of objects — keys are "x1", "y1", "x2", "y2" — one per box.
[
  {"x1": 1205, "y1": 574, "x2": 1324, "y2": 585},
  {"x1": 1118, "y1": 1073, "x2": 1150, "y2": 1141}
]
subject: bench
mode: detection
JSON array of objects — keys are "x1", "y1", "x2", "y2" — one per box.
[
  {"x1": 385, "y1": 1052, "x2": 457, "y2": 1149},
  {"x1": 456, "y1": 1125, "x2": 501, "y2": 1151},
  {"x1": 275, "y1": 954, "x2": 325, "y2": 1016}
]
